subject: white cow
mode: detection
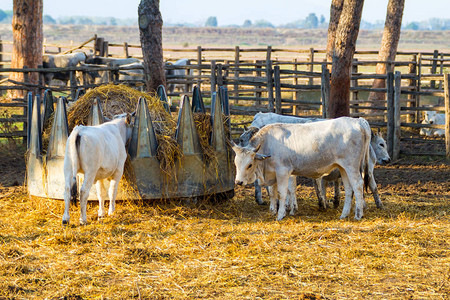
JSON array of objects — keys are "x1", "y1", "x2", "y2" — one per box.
[
  {"x1": 420, "y1": 110, "x2": 445, "y2": 137},
  {"x1": 165, "y1": 59, "x2": 193, "y2": 93},
  {"x1": 239, "y1": 113, "x2": 389, "y2": 211},
  {"x1": 43, "y1": 52, "x2": 87, "y2": 85},
  {"x1": 233, "y1": 117, "x2": 372, "y2": 221},
  {"x1": 62, "y1": 114, "x2": 133, "y2": 225}
]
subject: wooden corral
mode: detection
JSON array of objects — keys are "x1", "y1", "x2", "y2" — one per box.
[{"x1": 0, "y1": 36, "x2": 449, "y2": 158}]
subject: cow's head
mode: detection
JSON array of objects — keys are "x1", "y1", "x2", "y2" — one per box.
[
  {"x1": 113, "y1": 112, "x2": 135, "y2": 143},
  {"x1": 238, "y1": 126, "x2": 259, "y2": 146},
  {"x1": 370, "y1": 131, "x2": 390, "y2": 164},
  {"x1": 232, "y1": 142, "x2": 270, "y2": 186}
]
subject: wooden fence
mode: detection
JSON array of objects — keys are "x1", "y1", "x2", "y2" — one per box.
[{"x1": 0, "y1": 37, "x2": 449, "y2": 158}]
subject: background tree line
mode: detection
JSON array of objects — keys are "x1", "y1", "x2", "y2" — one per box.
[{"x1": 1, "y1": 8, "x2": 449, "y2": 30}]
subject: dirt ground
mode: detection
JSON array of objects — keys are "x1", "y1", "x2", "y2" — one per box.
[{"x1": 0, "y1": 144, "x2": 449, "y2": 299}]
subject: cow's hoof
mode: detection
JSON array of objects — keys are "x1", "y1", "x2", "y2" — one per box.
[
  {"x1": 354, "y1": 209, "x2": 363, "y2": 221},
  {"x1": 62, "y1": 220, "x2": 69, "y2": 225}
]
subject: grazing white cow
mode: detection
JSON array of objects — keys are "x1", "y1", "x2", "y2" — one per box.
[
  {"x1": 419, "y1": 110, "x2": 445, "y2": 137},
  {"x1": 233, "y1": 117, "x2": 372, "y2": 221},
  {"x1": 239, "y1": 113, "x2": 389, "y2": 212},
  {"x1": 62, "y1": 114, "x2": 133, "y2": 225},
  {"x1": 43, "y1": 52, "x2": 87, "y2": 85},
  {"x1": 165, "y1": 59, "x2": 193, "y2": 93}
]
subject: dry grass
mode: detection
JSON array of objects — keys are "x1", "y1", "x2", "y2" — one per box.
[{"x1": 0, "y1": 165, "x2": 449, "y2": 299}]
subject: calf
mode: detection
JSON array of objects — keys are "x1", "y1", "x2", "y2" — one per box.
[
  {"x1": 62, "y1": 114, "x2": 133, "y2": 225},
  {"x1": 233, "y1": 117, "x2": 372, "y2": 221},
  {"x1": 419, "y1": 110, "x2": 445, "y2": 137}
]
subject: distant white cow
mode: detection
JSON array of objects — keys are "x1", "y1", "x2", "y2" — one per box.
[
  {"x1": 233, "y1": 117, "x2": 372, "y2": 221},
  {"x1": 62, "y1": 114, "x2": 133, "y2": 225},
  {"x1": 165, "y1": 59, "x2": 192, "y2": 93},
  {"x1": 43, "y1": 52, "x2": 87, "y2": 85},
  {"x1": 420, "y1": 110, "x2": 445, "y2": 137}
]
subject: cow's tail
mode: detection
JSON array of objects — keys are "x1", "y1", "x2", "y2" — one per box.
[
  {"x1": 68, "y1": 127, "x2": 82, "y2": 205},
  {"x1": 358, "y1": 118, "x2": 371, "y2": 193}
]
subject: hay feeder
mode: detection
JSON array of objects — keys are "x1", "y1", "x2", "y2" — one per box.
[{"x1": 26, "y1": 86, "x2": 235, "y2": 201}]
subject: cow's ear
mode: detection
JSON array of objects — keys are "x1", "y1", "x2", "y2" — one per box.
[{"x1": 255, "y1": 153, "x2": 271, "y2": 160}]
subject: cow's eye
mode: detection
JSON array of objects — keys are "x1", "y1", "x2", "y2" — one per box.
[
  {"x1": 379, "y1": 143, "x2": 384, "y2": 148},
  {"x1": 247, "y1": 164, "x2": 253, "y2": 169}
]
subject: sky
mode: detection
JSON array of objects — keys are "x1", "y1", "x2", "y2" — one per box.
[{"x1": 0, "y1": 0, "x2": 448, "y2": 26}]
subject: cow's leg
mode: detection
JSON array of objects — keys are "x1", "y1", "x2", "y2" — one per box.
[
  {"x1": 108, "y1": 172, "x2": 122, "y2": 215},
  {"x1": 333, "y1": 178, "x2": 341, "y2": 209},
  {"x1": 254, "y1": 180, "x2": 265, "y2": 205},
  {"x1": 62, "y1": 174, "x2": 75, "y2": 225},
  {"x1": 268, "y1": 184, "x2": 278, "y2": 215},
  {"x1": 276, "y1": 173, "x2": 290, "y2": 221},
  {"x1": 96, "y1": 180, "x2": 108, "y2": 218},
  {"x1": 368, "y1": 171, "x2": 383, "y2": 209},
  {"x1": 313, "y1": 178, "x2": 328, "y2": 210},
  {"x1": 79, "y1": 174, "x2": 95, "y2": 225},
  {"x1": 339, "y1": 170, "x2": 353, "y2": 219},
  {"x1": 288, "y1": 175, "x2": 297, "y2": 215},
  {"x1": 345, "y1": 169, "x2": 365, "y2": 220}
]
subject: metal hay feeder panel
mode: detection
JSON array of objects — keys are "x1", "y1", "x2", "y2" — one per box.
[{"x1": 26, "y1": 86, "x2": 235, "y2": 200}]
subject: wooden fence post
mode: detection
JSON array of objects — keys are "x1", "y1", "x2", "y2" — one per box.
[
  {"x1": 210, "y1": 60, "x2": 216, "y2": 94},
  {"x1": 266, "y1": 59, "x2": 274, "y2": 112},
  {"x1": 255, "y1": 60, "x2": 262, "y2": 106},
  {"x1": 234, "y1": 46, "x2": 240, "y2": 104},
  {"x1": 293, "y1": 58, "x2": 299, "y2": 115},
  {"x1": 351, "y1": 58, "x2": 359, "y2": 114},
  {"x1": 69, "y1": 70, "x2": 77, "y2": 100},
  {"x1": 197, "y1": 46, "x2": 202, "y2": 89},
  {"x1": 416, "y1": 54, "x2": 422, "y2": 122},
  {"x1": 407, "y1": 55, "x2": 417, "y2": 123},
  {"x1": 274, "y1": 66, "x2": 282, "y2": 114},
  {"x1": 123, "y1": 42, "x2": 129, "y2": 58},
  {"x1": 430, "y1": 50, "x2": 439, "y2": 89},
  {"x1": 103, "y1": 41, "x2": 109, "y2": 57},
  {"x1": 308, "y1": 48, "x2": 315, "y2": 86},
  {"x1": 393, "y1": 71, "x2": 401, "y2": 160},
  {"x1": 387, "y1": 72, "x2": 395, "y2": 158},
  {"x1": 217, "y1": 63, "x2": 223, "y2": 88},
  {"x1": 444, "y1": 73, "x2": 450, "y2": 158},
  {"x1": 321, "y1": 63, "x2": 330, "y2": 118}
]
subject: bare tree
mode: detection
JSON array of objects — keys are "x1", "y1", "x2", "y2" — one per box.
[
  {"x1": 138, "y1": 0, "x2": 166, "y2": 93},
  {"x1": 368, "y1": 0, "x2": 405, "y2": 102},
  {"x1": 9, "y1": 0, "x2": 43, "y2": 98},
  {"x1": 328, "y1": 0, "x2": 364, "y2": 118},
  {"x1": 326, "y1": 0, "x2": 345, "y2": 71}
]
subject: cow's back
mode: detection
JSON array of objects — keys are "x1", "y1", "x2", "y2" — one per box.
[
  {"x1": 250, "y1": 117, "x2": 369, "y2": 178},
  {"x1": 76, "y1": 120, "x2": 127, "y2": 180}
]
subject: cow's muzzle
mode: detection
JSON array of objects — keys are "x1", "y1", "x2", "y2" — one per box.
[{"x1": 235, "y1": 180, "x2": 244, "y2": 186}]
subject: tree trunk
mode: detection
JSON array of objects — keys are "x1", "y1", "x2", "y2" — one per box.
[
  {"x1": 138, "y1": 0, "x2": 166, "y2": 93},
  {"x1": 9, "y1": 0, "x2": 43, "y2": 99},
  {"x1": 326, "y1": 0, "x2": 345, "y2": 72},
  {"x1": 368, "y1": 0, "x2": 405, "y2": 102},
  {"x1": 328, "y1": 0, "x2": 364, "y2": 118}
]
